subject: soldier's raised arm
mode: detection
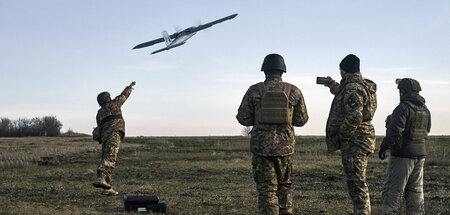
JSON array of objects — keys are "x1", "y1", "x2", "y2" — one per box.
[
  {"x1": 113, "y1": 81, "x2": 136, "y2": 106},
  {"x1": 325, "y1": 76, "x2": 340, "y2": 95}
]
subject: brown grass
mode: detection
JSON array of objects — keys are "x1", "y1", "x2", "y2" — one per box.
[{"x1": 0, "y1": 136, "x2": 448, "y2": 214}]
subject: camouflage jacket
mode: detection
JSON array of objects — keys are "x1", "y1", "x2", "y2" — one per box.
[
  {"x1": 236, "y1": 75, "x2": 309, "y2": 156},
  {"x1": 326, "y1": 73, "x2": 377, "y2": 153},
  {"x1": 96, "y1": 85, "x2": 133, "y2": 139}
]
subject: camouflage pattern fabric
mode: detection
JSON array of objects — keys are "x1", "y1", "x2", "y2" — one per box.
[
  {"x1": 96, "y1": 85, "x2": 133, "y2": 139},
  {"x1": 341, "y1": 141, "x2": 371, "y2": 215},
  {"x1": 325, "y1": 72, "x2": 376, "y2": 215},
  {"x1": 97, "y1": 131, "x2": 121, "y2": 184},
  {"x1": 252, "y1": 154, "x2": 293, "y2": 215},
  {"x1": 237, "y1": 74, "x2": 307, "y2": 215},
  {"x1": 382, "y1": 156, "x2": 425, "y2": 215},
  {"x1": 236, "y1": 75, "x2": 309, "y2": 156},
  {"x1": 326, "y1": 72, "x2": 377, "y2": 154}
]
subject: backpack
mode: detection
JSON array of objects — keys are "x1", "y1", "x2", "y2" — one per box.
[{"x1": 256, "y1": 82, "x2": 293, "y2": 124}]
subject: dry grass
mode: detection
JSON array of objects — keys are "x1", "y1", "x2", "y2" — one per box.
[{"x1": 0, "y1": 136, "x2": 448, "y2": 214}]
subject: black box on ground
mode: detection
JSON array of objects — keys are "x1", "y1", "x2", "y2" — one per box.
[{"x1": 124, "y1": 194, "x2": 167, "y2": 213}]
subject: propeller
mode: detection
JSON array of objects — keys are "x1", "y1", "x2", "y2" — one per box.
[{"x1": 174, "y1": 26, "x2": 182, "y2": 33}]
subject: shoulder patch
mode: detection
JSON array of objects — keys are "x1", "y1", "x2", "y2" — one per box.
[{"x1": 347, "y1": 95, "x2": 359, "y2": 109}]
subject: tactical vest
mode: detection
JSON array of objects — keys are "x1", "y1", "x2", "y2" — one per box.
[
  {"x1": 392, "y1": 101, "x2": 429, "y2": 157},
  {"x1": 403, "y1": 101, "x2": 429, "y2": 143},
  {"x1": 255, "y1": 82, "x2": 293, "y2": 124}
]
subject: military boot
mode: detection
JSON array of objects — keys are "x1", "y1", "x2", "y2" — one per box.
[
  {"x1": 102, "y1": 188, "x2": 119, "y2": 196},
  {"x1": 92, "y1": 176, "x2": 112, "y2": 189}
]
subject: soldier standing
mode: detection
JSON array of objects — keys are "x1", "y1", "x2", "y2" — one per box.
[
  {"x1": 324, "y1": 54, "x2": 377, "y2": 215},
  {"x1": 92, "y1": 81, "x2": 136, "y2": 195},
  {"x1": 237, "y1": 54, "x2": 308, "y2": 215},
  {"x1": 378, "y1": 78, "x2": 431, "y2": 215}
]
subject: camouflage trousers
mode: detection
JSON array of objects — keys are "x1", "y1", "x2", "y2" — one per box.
[
  {"x1": 341, "y1": 141, "x2": 371, "y2": 215},
  {"x1": 252, "y1": 154, "x2": 293, "y2": 215},
  {"x1": 382, "y1": 156, "x2": 425, "y2": 215},
  {"x1": 97, "y1": 131, "x2": 121, "y2": 184}
]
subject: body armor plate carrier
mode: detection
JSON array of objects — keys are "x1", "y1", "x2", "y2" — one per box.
[
  {"x1": 404, "y1": 101, "x2": 429, "y2": 143},
  {"x1": 256, "y1": 82, "x2": 293, "y2": 124}
]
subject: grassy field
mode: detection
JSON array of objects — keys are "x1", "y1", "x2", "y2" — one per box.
[{"x1": 0, "y1": 136, "x2": 448, "y2": 215}]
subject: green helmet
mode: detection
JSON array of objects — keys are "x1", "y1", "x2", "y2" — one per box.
[
  {"x1": 396, "y1": 78, "x2": 422, "y2": 92},
  {"x1": 97, "y1": 91, "x2": 111, "y2": 106},
  {"x1": 261, "y1": 53, "x2": 286, "y2": 73}
]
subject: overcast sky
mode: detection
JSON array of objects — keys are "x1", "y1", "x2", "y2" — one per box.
[{"x1": 1, "y1": 0, "x2": 449, "y2": 136}]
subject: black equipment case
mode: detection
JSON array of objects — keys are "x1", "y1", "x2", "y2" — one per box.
[{"x1": 123, "y1": 194, "x2": 167, "y2": 213}]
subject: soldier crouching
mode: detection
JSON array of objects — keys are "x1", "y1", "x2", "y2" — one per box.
[{"x1": 237, "y1": 54, "x2": 308, "y2": 215}]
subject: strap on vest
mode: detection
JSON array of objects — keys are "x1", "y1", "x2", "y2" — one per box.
[
  {"x1": 257, "y1": 82, "x2": 291, "y2": 97},
  {"x1": 100, "y1": 114, "x2": 123, "y2": 126}
]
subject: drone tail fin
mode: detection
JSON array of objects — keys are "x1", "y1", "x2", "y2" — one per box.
[{"x1": 162, "y1": 31, "x2": 171, "y2": 46}]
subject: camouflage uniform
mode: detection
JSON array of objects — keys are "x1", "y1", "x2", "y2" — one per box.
[
  {"x1": 237, "y1": 75, "x2": 308, "y2": 215},
  {"x1": 96, "y1": 85, "x2": 133, "y2": 184},
  {"x1": 326, "y1": 72, "x2": 377, "y2": 215}
]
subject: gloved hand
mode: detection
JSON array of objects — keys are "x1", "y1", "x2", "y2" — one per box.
[
  {"x1": 129, "y1": 81, "x2": 136, "y2": 89},
  {"x1": 378, "y1": 147, "x2": 387, "y2": 160}
]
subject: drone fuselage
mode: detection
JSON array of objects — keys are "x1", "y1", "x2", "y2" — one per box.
[{"x1": 168, "y1": 31, "x2": 197, "y2": 48}]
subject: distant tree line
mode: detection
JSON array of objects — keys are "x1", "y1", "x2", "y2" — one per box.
[{"x1": 0, "y1": 116, "x2": 63, "y2": 137}]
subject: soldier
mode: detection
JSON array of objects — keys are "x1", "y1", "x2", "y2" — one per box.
[
  {"x1": 324, "y1": 54, "x2": 377, "y2": 215},
  {"x1": 236, "y1": 53, "x2": 308, "y2": 215},
  {"x1": 92, "y1": 81, "x2": 136, "y2": 195},
  {"x1": 378, "y1": 78, "x2": 431, "y2": 215}
]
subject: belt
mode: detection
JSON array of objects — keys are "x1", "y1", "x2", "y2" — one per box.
[{"x1": 100, "y1": 114, "x2": 123, "y2": 126}]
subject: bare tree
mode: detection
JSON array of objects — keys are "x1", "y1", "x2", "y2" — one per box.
[
  {"x1": 0, "y1": 117, "x2": 11, "y2": 136},
  {"x1": 41, "y1": 116, "x2": 63, "y2": 136},
  {"x1": 241, "y1": 126, "x2": 252, "y2": 136},
  {"x1": 0, "y1": 116, "x2": 63, "y2": 137}
]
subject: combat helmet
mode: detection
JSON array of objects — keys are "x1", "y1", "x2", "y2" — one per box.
[
  {"x1": 97, "y1": 92, "x2": 111, "y2": 106},
  {"x1": 396, "y1": 78, "x2": 422, "y2": 93},
  {"x1": 261, "y1": 54, "x2": 286, "y2": 73}
]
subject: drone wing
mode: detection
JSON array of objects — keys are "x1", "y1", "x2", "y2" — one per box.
[
  {"x1": 133, "y1": 38, "x2": 164, "y2": 49},
  {"x1": 132, "y1": 32, "x2": 178, "y2": 49},
  {"x1": 133, "y1": 14, "x2": 237, "y2": 50},
  {"x1": 150, "y1": 43, "x2": 186, "y2": 55},
  {"x1": 190, "y1": 13, "x2": 238, "y2": 33}
]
